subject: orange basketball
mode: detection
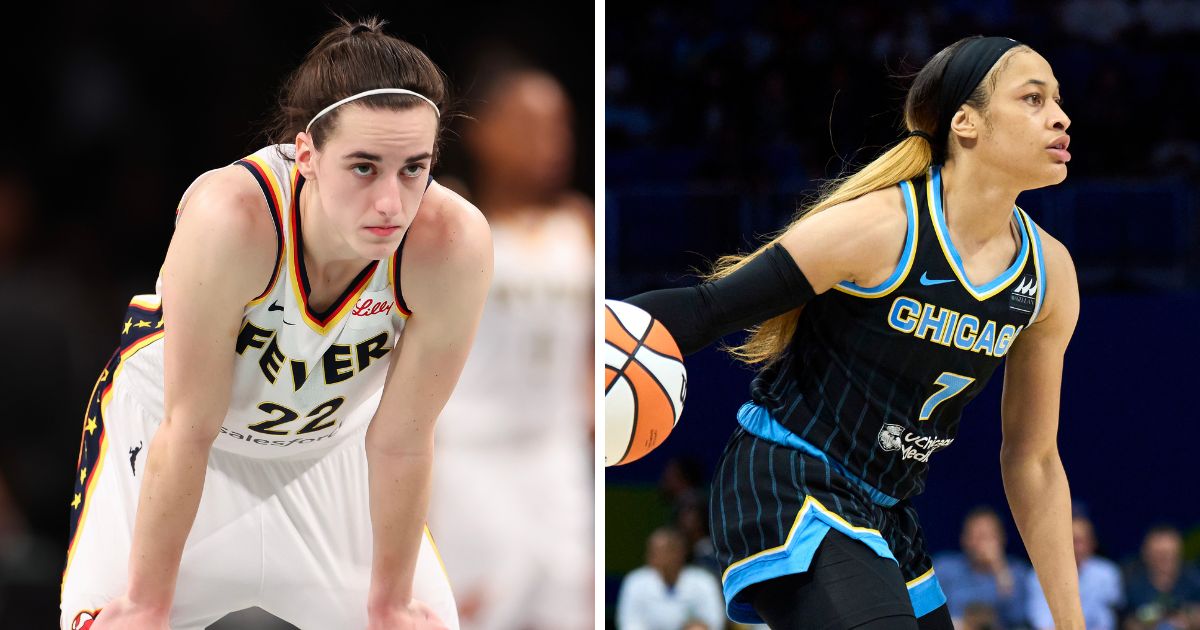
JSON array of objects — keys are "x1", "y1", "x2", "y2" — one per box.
[{"x1": 604, "y1": 299, "x2": 687, "y2": 466}]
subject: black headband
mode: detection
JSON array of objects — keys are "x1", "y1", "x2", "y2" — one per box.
[{"x1": 935, "y1": 36, "x2": 1022, "y2": 149}]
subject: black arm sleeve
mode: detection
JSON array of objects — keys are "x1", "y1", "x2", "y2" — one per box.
[{"x1": 623, "y1": 243, "x2": 816, "y2": 356}]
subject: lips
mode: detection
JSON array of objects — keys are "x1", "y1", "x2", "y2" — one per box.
[
  {"x1": 365, "y1": 226, "x2": 401, "y2": 237},
  {"x1": 1047, "y1": 135, "x2": 1071, "y2": 162}
]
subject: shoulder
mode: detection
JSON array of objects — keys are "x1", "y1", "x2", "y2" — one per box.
[
  {"x1": 622, "y1": 566, "x2": 659, "y2": 587},
  {"x1": 930, "y1": 551, "x2": 968, "y2": 572},
  {"x1": 176, "y1": 164, "x2": 277, "y2": 249},
  {"x1": 399, "y1": 182, "x2": 493, "y2": 314},
  {"x1": 779, "y1": 185, "x2": 908, "y2": 292},
  {"x1": 1027, "y1": 222, "x2": 1079, "y2": 328},
  {"x1": 807, "y1": 186, "x2": 908, "y2": 240},
  {"x1": 680, "y1": 566, "x2": 720, "y2": 586},
  {"x1": 405, "y1": 181, "x2": 492, "y2": 267},
  {"x1": 164, "y1": 164, "x2": 278, "y2": 303}
]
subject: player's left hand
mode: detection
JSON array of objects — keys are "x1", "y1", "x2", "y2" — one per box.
[{"x1": 366, "y1": 598, "x2": 449, "y2": 630}]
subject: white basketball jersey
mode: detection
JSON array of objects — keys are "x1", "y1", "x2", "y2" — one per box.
[
  {"x1": 123, "y1": 145, "x2": 410, "y2": 459},
  {"x1": 437, "y1": 209, "x2": 593, "y2": 443}
]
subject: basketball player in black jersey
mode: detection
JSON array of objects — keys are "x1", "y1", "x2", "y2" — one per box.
[{"x1": 624, "y1": 37, "x2": 1084, "y2": 629}]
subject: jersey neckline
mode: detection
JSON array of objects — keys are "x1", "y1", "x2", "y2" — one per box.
[
  {"x1": 926, "y1": 166, "x2": 1029, "y2": 301},
  {"x1": 288, "y1": 170, "x2": 379, "y2": 332}
]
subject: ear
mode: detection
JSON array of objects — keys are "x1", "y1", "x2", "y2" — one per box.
[
  {"x1": 294, "y1": 132, "x2": 318, "y2": 179},
  {"x1": 949, "y1": 106, "x2": 981, "y2": 141}
]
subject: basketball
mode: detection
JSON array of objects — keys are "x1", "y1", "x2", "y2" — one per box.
[{"x1": 604, "y1": 299, "x2": 687, "y2": 466}]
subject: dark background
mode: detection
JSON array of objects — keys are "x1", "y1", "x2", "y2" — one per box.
[
  {"x1": 606, "y1": 0, "x2": 1200, "y2": 624},
  {"x1": 0, "y1": 2, "x2": 593, "y2": 626}
]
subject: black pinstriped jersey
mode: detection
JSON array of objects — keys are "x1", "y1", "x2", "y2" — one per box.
[{"x1": 748, "y1": 166, "x2": 1047, "y2": 501}]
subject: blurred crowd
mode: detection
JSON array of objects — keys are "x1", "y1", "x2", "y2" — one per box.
[
  {"x1": 607, "y1": 0, "x2": 1200, "y2": 186},
  {"x1": 605, "y1": 0, "x2": 1200, "y2": 295},
  {"x1": 613, "y1": 458, "x2": 1200, "y2": 630}
]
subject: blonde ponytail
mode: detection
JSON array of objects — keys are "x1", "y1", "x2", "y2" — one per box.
[{"x1": 709, "y1": 134, "x2": 933, "y2": 366}]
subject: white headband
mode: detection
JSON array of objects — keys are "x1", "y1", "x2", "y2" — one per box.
[{"x1": 305, "y1": 88, "x2": 441, "y2": 134}]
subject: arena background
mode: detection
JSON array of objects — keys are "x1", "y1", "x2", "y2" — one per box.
[
  {"x1": 0, "y1": 2, "x2": 593, "y2": 627},
  {"x1": 605, "y1": 0, "x2": 1200, "y2": 626}
]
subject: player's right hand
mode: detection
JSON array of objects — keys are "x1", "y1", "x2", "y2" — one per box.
[
  {"x1": 87, "y1": 595, "x2": 170, "y2": 630},
  {"x1": 366, "y1": 598, "x2": 449, "y2": 630}
]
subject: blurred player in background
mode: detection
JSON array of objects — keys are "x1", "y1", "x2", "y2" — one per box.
[
  {"x1": 61, "y1": 18, "x2": 491, "y2": 630},
  {"x1": 430, "y1": 63, "x2": 593, "y2": 630}
]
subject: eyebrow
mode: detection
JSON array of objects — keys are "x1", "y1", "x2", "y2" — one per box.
[
  {"x1": 342, "y1": 150, "x2": 433, "y2": 163},
  {"x1": 1020, "y1": 79, "x2": 1061, "y2": 92}
]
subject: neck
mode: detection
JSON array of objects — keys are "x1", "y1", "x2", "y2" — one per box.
[
  {"x1": 938, "y1": 159, "x2": 1020, "y2": 253},
  {"x1": 298, "y1": 182, "x2": 366, "y2": 285},
  {"x1": 658, "y1": 566, "x2": 682, "y2": 587}
]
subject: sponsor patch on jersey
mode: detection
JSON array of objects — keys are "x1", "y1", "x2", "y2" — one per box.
[
  {"x1": 876, "y1": 423, "x2": 954, "y2": 462},
  {"x1": 348, "y1": 290, "x2": 395, "y2": 329},
  {"x1": 1009, "y1": 274, "x2": 1037, "y2": 314}
]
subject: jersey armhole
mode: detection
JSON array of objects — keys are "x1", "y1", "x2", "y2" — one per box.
[
  {"x1": 234, "y1": 159, "x2": 285, "y2": 305},
  {"x1": 833, "y1": 179, "x2": 919, "y2": 298},
  {"x1": 1018, "y1": 208, "x2": 1047, "y2": 324},
  {"x1": 392, "y1": 230, "x2": 412, "y2": 317}
]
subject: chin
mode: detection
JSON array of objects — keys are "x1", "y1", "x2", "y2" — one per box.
[{"x1": 354, "y1": 242, "x2": 398, "y2": 262}]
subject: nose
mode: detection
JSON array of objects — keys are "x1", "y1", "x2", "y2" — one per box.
[
  {"x1": 1050, "y1": 100, "x2": 1071, "y2": 132},
  {"x1": 373, "y1": 177, "x2": 403, "y2": 220}
]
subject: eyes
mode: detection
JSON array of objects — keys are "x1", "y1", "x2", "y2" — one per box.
[
  {"x1": 1023, "y1": 93, "x2": 1064, "y2": 108},
  {"x1": 350, "y1": 163, "x2": 428, "y2": 178}
]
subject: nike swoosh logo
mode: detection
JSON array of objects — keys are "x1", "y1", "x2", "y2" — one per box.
[
  {"x1": 268, "y1": 301, "x2": 284, "y2": 312},
  {"x1": 282, "y1": 319, "x2": 295, "y2": 326},
  {"x1": 919, "y1": 272, "x2": 955, "y2": 286}
]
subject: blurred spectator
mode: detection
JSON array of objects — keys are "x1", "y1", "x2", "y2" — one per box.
[
  {"x1": 616, "y1": 527, "x2": 725, "y2": 630},
  {"x1": 430, "y1": 64, "x2": 593, "y2": 630},
  {"x1": 675, "y1": 500, "x2": 721, "y2": 578},
  {"x1": 962, "y1": 601, "x2": 1004, "y2": 630},
  {"x1": 660, "y1": 456, "x2": 707, "y2": 518},
  {"x1": 935, "y1": 506, "x2": 1032, "y2": 629},
  {"x1": 1026, "y1": 512, "x2": 1124, "y2": 630},
  {"x1": 1122, "y1": 525, "x2": 1200, "y2": 630}
]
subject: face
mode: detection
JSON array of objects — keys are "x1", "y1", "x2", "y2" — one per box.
[
  {"x1": 1143, "y1": 531, "x2": 1182, "y2": 574},
  {"x1": 295, "y1": 104, "x2": 438, "y2": 261},
  {"x1": 961, "y1": 514, "x2": 1005, "y2": 561},
  {"x1": 646, "y1": 531, "x2": 687, "y2": 574},
  {"x1": 469, "y1": 72, "x2": 573, "y2": 195},
  {"x1": 951, "y1": 49, "x2": 1071, "y2": 190}
]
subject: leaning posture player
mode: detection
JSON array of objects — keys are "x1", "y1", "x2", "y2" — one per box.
[
  {"x1": 61, "y1": 18, "x2": 491, "y2": 630},
  {"x1": 624, "y1": 37, "x2": 1084, "y2": 629}
]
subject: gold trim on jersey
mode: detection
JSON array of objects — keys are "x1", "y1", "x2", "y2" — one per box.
[
  {"x1": 721, "y1": 494, "x2": 886, "y2": 584},
  {"x1": 287, "y1": 169, "x2": 380, "y2": 335},
  {"x1": 388, "y1": 249, "x2": 411, "y2": 318},
  {"x1": 833, "y1": 179, "x2": 920, "y2": 299},
  {"x1": 62, "y1": 329, "x2": 165, "y2": 592},
  {"x1": 926, "y1": 167, "x2": 1029, "y2": 301},
  {"x1": 239, "y1": 155, "x2": 288, "y2": 307}
]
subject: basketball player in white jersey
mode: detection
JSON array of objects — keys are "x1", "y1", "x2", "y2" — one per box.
[
  {"x1": 430, "y1": 68, "x2": 593, "y2": 630},
  {"x1": 60, "y1": 18, "x2": 491, "y2": 630}
]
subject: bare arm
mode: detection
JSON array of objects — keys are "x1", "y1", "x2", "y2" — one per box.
[
  {"x1": 999, "y1": 231, "x2": 1084, "y2": 630},
  {"x1": 364, "y1": 184, "x2": 493, "y2": 620},
  {"x1": 110, "y1": 167, "x2": 275, "y2": 620}
]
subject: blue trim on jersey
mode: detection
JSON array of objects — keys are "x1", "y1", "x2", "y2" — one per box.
[
  {"x1": 908, "y1": 570, "x2": 949, "y2": 618},
  {"x1": 1020, "y1": 208, "x2": 1048, "y2": 323},
  {"x1": 835, "y1": 179, "x2": 919, "y2": 296},
  {"x1": 928, "y1": 166, "x2": 1029, "y2": 298},
  {"x1": 723, "y1": 497, "x2": 896, "y2": 624},
  {"x1": 737, "y1": 402, "x2": 900, "y2": 507}
]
